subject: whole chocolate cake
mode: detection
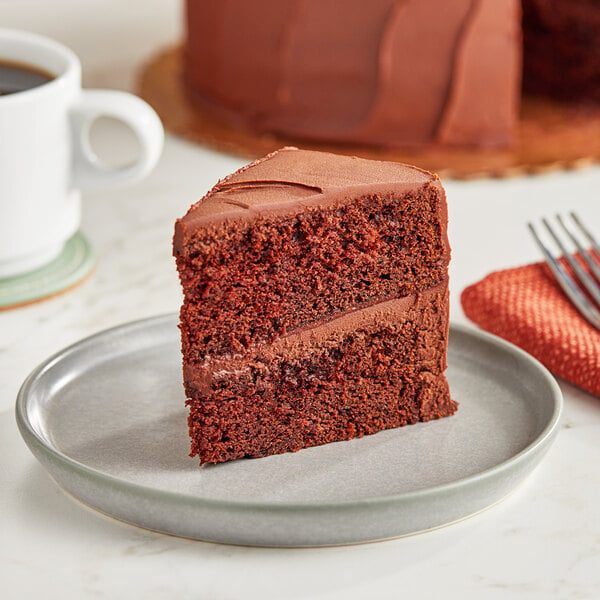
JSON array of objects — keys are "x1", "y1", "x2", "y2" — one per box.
[
  {"x1": 183, "y1": 0, "x2": 521, "y2": 149},
  {"x1": 174, "y1": 148, "x2": 457, "y2": 465}
]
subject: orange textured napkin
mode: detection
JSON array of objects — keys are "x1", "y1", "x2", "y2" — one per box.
[{"x1": 461, "y1": 260, "x2": 600, "y2": 396}]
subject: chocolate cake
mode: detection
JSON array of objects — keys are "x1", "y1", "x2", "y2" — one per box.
[
  {"x1": 522, "y1": 0, "x2": 600, "y2": 103},
  {"x1": 183, "y1": 0, "x2": 521, "y2": 149},
  {"x1": 174, "y1": 148, "x2": 456, "y2": 465}
]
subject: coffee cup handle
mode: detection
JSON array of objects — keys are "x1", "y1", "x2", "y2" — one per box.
[{"x1": 70, "y1": 89, "x2": 164, "y2": 191}]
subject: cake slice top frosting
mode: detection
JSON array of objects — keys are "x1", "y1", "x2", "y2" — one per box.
[{"x1": 175, "y1": 147, "x2": 440, "y2": 250}]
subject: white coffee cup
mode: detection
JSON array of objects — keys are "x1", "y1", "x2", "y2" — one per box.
[{"x1": 0, "y1": 28, "x2": 164, "y2": 278}]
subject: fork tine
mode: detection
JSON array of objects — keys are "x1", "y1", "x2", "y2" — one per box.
[
  {"x1": 566, "y1": 212, "x2": 600, "y2": 282},
  {"x1": 554, "y1": 215, "x2": 600, "y2": 306},
  {"x1": 528, "y1": 221, "x2": 600, "y2": 330},
  {"x1": 570, "y1": 211, "x2": 600, "y2": 256}
]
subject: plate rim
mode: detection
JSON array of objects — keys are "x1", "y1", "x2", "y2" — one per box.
[{"x1": 15, "y1": 314, "x2": 563, "y2": 513}]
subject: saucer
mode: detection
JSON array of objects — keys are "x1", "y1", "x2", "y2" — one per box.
[{"x1": 0, "y1": 232, "x2": 94, "y2": 310}]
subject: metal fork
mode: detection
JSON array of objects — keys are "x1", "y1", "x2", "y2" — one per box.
[{"x1": 528, "y1": 212, "x2": 600, "y2": 331}]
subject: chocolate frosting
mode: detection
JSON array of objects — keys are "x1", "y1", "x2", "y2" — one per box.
[
  {"x1": 173, "y1": 147, "x2": 443, "y2": 254},
  {"x1": 184, "y1": 0, "x2": 521, "y2": 148},
  {"x1": 184, "y1": 280, "x2": 449, "y2": 390}
]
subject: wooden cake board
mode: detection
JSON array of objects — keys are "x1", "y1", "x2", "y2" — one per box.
[{"x1": 139, "y1": 47, "x2": 600, "y2": 180}]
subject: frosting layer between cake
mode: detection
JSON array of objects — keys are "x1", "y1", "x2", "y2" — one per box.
[{"x1": 184, "y1": 282, "x2": 449, "y2": 388}]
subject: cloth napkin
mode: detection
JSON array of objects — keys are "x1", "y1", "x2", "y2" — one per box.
[{"x1": 461, "y1": 260, "x2": 600, "y2": 396}]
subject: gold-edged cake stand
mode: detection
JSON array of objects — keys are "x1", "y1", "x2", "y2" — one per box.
[{"x1": 139, "y1": 47, "x2": 600, "y2": 180}]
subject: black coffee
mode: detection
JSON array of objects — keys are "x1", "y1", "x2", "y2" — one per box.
[{"x1": 0, "y1": 60, "x2": 54, "y2": 96}]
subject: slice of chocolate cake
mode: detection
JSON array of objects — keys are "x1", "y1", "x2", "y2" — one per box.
[{"x1": 174, "y1": 148, "x2": 457, "y2": 465}]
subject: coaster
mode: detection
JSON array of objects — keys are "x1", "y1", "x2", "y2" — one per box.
[
  {"x1": 0, "y1": 232, "x2": 94, "y2": 310},
  {"x1": 138, "y1": 47, "x2": 600, "y2": 180}
]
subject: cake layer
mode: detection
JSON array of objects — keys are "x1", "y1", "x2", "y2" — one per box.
[
  {"x1": 523, "y1": 0, "x2": 600, "y2": 103},
  {"x1": 184, "y1": 283, "x2": 454, "y2": 465},
  {"x1": 175, "y1": 149, "x2": 449, "y2": 362},
  {"x1": 184, "y1": 0, "x2": 521, "y2": 148}
]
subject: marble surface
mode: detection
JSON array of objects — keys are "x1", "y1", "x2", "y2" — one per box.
[{"x1": 1, "y1": 2, "x2": 600, "y2": 598}]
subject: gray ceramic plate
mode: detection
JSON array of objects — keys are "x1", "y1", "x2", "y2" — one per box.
[{"x1": 16, "y1": 315, "x2": 562, "y2": 547}]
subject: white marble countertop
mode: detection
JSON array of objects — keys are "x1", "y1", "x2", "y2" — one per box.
[{"x1": 1, "y1": 2, "x2": 600, "y2": 598}]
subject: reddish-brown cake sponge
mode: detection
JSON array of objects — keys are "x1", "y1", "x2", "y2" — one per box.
[
  {"x1": 174, "y1": 148, "x2": 456, "y2": 465},
  {"x1": 523, "y1": 0, "x2": 600, "y2": 104}
]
